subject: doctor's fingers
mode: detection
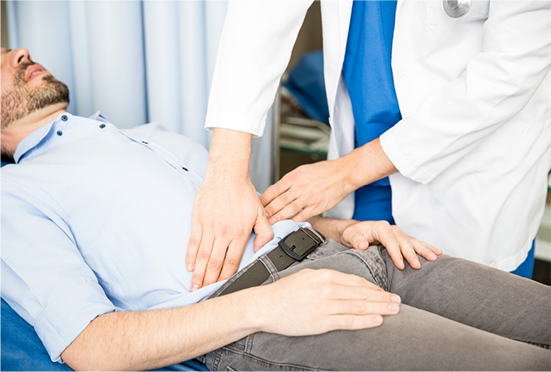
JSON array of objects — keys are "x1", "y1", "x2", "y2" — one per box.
[
  {"x1": 268, "y1": 197, "x2": 309, "y2": 224},
  {"x1": 201, "y1": 237, "x2": 238, "y2": 288},
  {"x1": 341, "y1": 222, "x2": 421, "y2": 269},
  {"x1": 410, "y1": 239, "x2": 440, "y2": 261},
  {"x1": 263, "y1": 190, "x2": 302, "y2": 224},
  {"x1": 421, "y1": 241, "x2": 442, "y2": 256},
  {"x1": 291, "y1": 206, "x2": 318, "y2": 223},
  {"x1": 341, "y1": 229, "x2": 371, "y2": 251},
  {"x1": 387, "y1": 225, "x2": 441, "y2": 260},
  {"x1": 264, "y1": 190, "x2": 326, "y2": 224},
  {"x1": 218, "y1": 236, "x2": 250, "y2": 282},
  {"x1": 260, "y1": 178, "x2": 292, "y2": 209},
  {"x1": 386, "y1": 227, "x2": 439, "y2": 269},
  {"x1": 190, "y1": 234, "x2": 217, "y2": 291},
  {"x1": 186, "y1": 224, "x2": 204, "y2": 272},
  {"x1": 391, "y1": 227, "x2": 421, "y2": 269},
  {"x1": 369, "y1": 223, "x2": 407, "y2": 270},
  {"x1": 252, "y1": 211, "x2": 275, "y2": 252}
]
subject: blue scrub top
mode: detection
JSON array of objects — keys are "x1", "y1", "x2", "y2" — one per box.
[{"x1": 343, "y1": 0, "x2": 401, "y2": 223}]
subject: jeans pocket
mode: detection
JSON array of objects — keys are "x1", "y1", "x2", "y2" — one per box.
[
  {"x1": 343, "y1": 247, "x2": 389, "y2": 291},
  {"x1": 206, "y1": 336, "x2": 249, "y2": 371}
]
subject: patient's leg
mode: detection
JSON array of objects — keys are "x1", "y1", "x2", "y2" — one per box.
[
  {"x1": 381, "y1": 248, "x2": 551, "y2": 349},
  {"x1": 205, "y1": 241, "x2": 550, "y2": 371},
  {"x1": 209, "y1": 303, "x2": 549, "y2": 371}
]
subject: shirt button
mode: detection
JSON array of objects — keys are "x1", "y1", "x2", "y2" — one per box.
[
  {"x1": 99, "y1": 124, "x2": 106, "y2": 129},
  {"x1": 56, "y1": 130, "x2": 63, "y2": 136},
  {"x1": 61, "y1": 115, "x2": 68, "y2": 122}
]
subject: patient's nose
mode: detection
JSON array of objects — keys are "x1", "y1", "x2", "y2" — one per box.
[{"x1": 10, "y1": 48, "x2": 31, "y2": 68}]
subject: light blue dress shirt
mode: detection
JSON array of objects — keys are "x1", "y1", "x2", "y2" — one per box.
[{"x1": 1, "y1": 113, "x2": 305, "y2": 363}]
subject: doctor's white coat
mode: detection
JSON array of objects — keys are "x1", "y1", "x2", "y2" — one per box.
[{"x1": 206, "y1": 0, "x2": 551, "y2": 271}]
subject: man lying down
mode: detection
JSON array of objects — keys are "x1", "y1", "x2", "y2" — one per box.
[{"x1": 1, "y1": 47, "x2": 550, "y2": 372}]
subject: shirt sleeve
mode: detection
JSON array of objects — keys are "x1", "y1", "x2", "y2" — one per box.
[
  {"x1": 380, "y1": 1, "x2": 551, "y2": 184},
  {"x1": 1, "y1": 180, "x2": 117, "y2": 363},
  {"x1": 205, "y1": 0, "x2": 314, "y2": 136}
]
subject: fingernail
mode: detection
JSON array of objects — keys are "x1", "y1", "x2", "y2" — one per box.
[
  {"x1": 415, "y1": 258, "x2": 420, "y2": 266},
  {"x1": 388, "y1": 303, "x2": 399, "y2": 312},
  {"x1": 191, "y1": 284, "x2": 199, "y2": 292},
  {"x1": 391, "y1": 295, "x2": 401, "y2": 304},
  {"x1": 268, "y1": 217, "x2": 277, "y2": 225},
  {"x1": 372, "y1": 316, "x2": 383, "y2": 325},
  {"x1": 186, "y1": 263, "x2": 193, "y2": 271},
  {"x1": 357, "y1": 240, "x2": 368, "y2": 250}
]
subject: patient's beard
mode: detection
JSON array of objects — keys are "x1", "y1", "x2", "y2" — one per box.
[{"x1": 1, "y1": 62, "x2": 69, "y2": 128}]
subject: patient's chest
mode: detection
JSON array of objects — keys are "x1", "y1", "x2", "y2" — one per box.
[{"x1": 13, "y1": 130, "x2": 202, "y2": 310}]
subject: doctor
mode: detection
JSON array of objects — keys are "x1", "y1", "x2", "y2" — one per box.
[{"x1": 187, "y1": 0, "x2": 551, "y2": 290}]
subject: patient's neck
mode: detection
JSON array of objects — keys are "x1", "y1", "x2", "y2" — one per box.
[{"x1": 1, "y1": 102, "x2": 68, "y2": 159}]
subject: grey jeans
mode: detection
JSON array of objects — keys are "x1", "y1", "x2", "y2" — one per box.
[{"x1": 203, "y1": 240, "x2": 551, "y2": 371}]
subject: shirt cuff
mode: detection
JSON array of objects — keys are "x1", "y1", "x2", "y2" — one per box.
[{"x1": 33, "y1": 282, "x2": 116, "y2": 363}]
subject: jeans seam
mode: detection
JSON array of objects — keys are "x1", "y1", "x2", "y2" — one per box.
[
  {"x1": 212, "y1": 349, "x2": 222, "y2": 371},
  {"x1": 245, "y1": 334, "x2": 254, "y2": 354},
  {"x1": 514, "y1": 338, "x2": 551, "y2": 350},
  {"x1": 259, "y1": 254, "x2": 280, "y2": 284},
  {"x1": 220, "y1": 346, "x2": 328, "y2": 371},
  {"x1": 341, "y1": 249, "x2": 389, "y2": 291}
]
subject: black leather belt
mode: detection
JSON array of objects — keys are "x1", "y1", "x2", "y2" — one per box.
[{"x1": 219, "y1": 227, "x2": 325, "y2": 296}]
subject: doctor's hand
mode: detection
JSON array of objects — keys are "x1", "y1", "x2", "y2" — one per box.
[
  {"x1": 341, "y1": 221, "x2": 442, "y2": 270},
  {"x1": 261, "y1": 158, "x2": 354, "y2": 224},
  {"x1": 186, "y1": 129, "x2": 274, "y2": 291},
  {"x1": 261, "y1": 138, "x2": 397, "y2": 224}
]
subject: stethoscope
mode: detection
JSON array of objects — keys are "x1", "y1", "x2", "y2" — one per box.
[{"x1": 442, "y1": 0, "x2": 471, "y2": 18}]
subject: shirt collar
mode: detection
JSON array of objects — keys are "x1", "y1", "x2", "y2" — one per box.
[
  {"x1": 12, "y1": 112, "x2": 112, "y2": 164},
  {"x1": 88, "y1": 110, "x2": 111, "y2": 124},
  {"x1": 12, "y1": 113, "x2": 66, "y2": 164}
]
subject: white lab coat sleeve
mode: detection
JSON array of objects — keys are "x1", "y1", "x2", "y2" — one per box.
[
  {"x1": 205, "y1": 0, "x2": 314, "y2": 136},
  {"x1": 380, "y1": 1, "x2": 551, "y2": 185}
]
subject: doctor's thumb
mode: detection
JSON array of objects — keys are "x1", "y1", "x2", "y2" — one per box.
[{"x1": 253, "y1": 216, "x2": 274, "y2": 252}]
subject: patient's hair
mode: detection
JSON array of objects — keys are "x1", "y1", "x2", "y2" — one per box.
[{"x1": 1, "y1": 61, "x2": 69, "y2": 128}]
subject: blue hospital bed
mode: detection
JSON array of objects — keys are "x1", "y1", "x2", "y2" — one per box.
[{"x1": 1, "y1": 299, "x2": 73, "y2": 371}]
